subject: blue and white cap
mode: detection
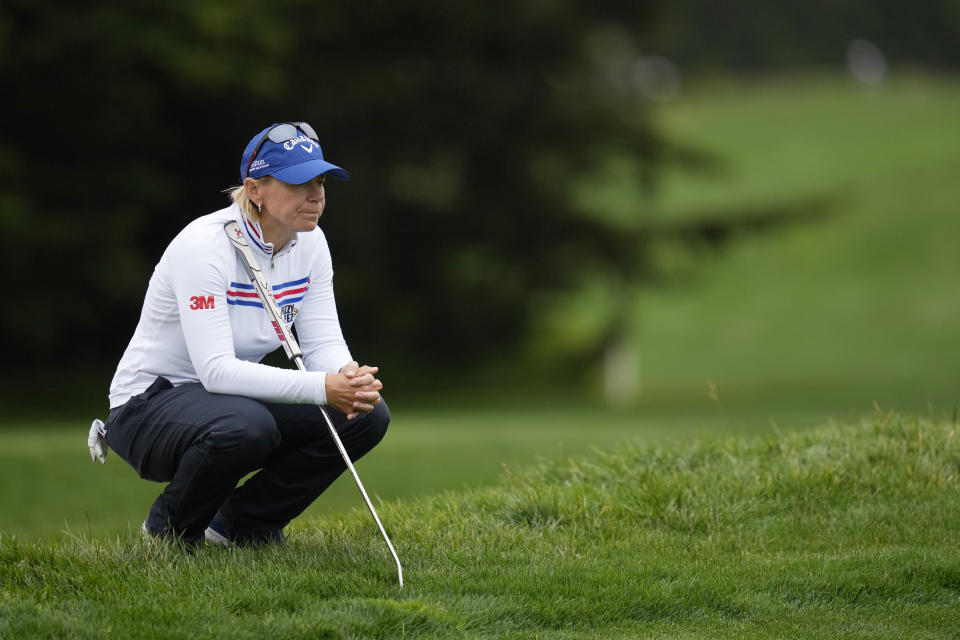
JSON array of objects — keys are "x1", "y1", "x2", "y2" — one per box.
[{"x1": 240, "y1": 122, "x2": 350, "y2": 184}]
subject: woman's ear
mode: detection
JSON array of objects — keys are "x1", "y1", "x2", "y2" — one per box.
[{"x1": 243, "y1": 177, "x2": 262, "y2": 205}]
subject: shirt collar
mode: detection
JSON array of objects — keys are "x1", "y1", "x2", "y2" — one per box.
[{"x1": 233, "y1": 205, "x2": 299, "y2": 256}]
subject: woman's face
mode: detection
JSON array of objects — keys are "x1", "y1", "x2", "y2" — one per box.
[{"x1": 258, "y1": 175, "x2": 326, "y2": 236}]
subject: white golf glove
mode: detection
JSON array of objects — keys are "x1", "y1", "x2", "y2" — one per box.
[{"x1": 88, "y1": 418, "x2": 108, "y2": 464}]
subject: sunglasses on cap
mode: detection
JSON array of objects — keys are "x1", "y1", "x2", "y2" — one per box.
[{"x1": 245, "y1": 122, "x2": 319, "y2": 179}]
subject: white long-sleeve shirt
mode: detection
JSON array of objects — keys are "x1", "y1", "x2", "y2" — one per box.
[{"x1": 108, "y1": 203, "x2": 352, "y2": 409}]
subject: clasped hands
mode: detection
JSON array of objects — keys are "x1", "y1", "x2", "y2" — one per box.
[{"x1": 326, "y1": 360, "x2": 383, "y2": 420}]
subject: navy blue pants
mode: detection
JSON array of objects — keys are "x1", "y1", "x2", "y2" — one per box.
[{"x1": 105, "y1": 377, "x2": 389, "y2": 544}]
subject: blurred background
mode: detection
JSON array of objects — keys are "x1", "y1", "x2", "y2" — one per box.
[{"x1": 1, "y1": 0, "x2": 957, "y2": 537}]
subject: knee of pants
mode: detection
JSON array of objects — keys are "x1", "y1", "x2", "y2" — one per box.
[{"x1": 206, "y1": 401, "x2": 281, "y2": 463}]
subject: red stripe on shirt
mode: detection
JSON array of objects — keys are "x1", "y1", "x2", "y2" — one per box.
[{"x1": 274, "y1": 286, "x2": 308, "y2": 300}]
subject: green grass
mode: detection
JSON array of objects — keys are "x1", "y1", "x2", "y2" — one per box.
[
  {"x1": 0, "y1": 406, "x2": 789, "y2": 540},
  {"x1": 3, "y1": 69, "x2": 958, "y2": 558},
  {"x1": 3, "y1": 413, "x2": 958, "y2": 638},
  {"x1": 528, "y1": 72, "x2": 959, "y2": 422},
  {"x1": 633, "y1": 73, "x2": 960, "y2": 415},
  {"x1": 2, "y1": 72, "x2": 958, "y2": 637},
  {"x1": 654, "y1": 74, "x2": 960, "y2": 218}
]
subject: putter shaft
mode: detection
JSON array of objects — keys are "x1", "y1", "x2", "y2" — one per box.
[
  {"x1": 225, "y1": 220, "x2": 403, "y2": 587},
  {"x1": 293, "y1": 356, "x2": 403, "y2": 587}
]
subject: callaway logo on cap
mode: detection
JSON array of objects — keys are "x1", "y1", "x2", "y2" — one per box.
[{"x1": 240, "y1": 122, "x2": 350, "y2": 185}]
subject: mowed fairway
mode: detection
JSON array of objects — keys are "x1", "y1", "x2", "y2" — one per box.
[{"x1": 639, "y1": 73, "x2": 960, "y2": 414}]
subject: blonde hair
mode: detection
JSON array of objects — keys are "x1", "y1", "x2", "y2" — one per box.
[{"x1": 226, "y1": 176, "x2": 273, "y2": 224}]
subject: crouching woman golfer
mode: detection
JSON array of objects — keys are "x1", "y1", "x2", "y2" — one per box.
[{"x1": 103, "y1": 122, "x2": 388, "y2": 546}]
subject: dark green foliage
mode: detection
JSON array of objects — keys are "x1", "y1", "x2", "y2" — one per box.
[
  {"x1": 652, "y1": 0, "x2": 960, "y2": 71},
  {"x1": 2, "y1": 1, "x2": 957, "y2": 396},
  {"x1": 0, "y1": 0, "x2": 664, "y2": 375}
]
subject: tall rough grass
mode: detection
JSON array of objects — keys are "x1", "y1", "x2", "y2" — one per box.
[{"x1": 2, "y1": 411, "x2": 958, "y2": 639}]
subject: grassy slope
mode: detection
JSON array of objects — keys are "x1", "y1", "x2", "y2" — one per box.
[
  {"x1": 638, "y1": 74, "x2": 960, "y2": 417},
  {"x1": 3, "y1": 413, "x2": 958, "y2": 639},
  {"x1": 0, "y1": 408, "x2": 734, "y2": 539}
]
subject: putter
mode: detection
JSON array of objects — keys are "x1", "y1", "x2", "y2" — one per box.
[{"x1": 225, "y1": 220, "x2": 403, "y2": 587}]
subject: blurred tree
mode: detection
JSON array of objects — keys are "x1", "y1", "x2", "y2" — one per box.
[
  {"x1": 4, "y1": 0, "x2": 953, "y2": 403},
  {"x1": 0, "y1": 0, "x2": 667, "y2": 387},
  {"x1": 651, "y1": 0, "x2": 960, "y2": 72},
  {"x1": 0, "y1": 0, "x2": 303, "y2": 375}
]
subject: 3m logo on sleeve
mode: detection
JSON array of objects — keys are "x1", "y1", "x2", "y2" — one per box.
[{"x1": 189, "y1": 295, "x2": 215, "y2": 310}]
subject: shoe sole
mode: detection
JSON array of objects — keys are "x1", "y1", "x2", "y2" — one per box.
[{"x1": 204, "y1": 526, "x2": 234, "y2": 547}]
